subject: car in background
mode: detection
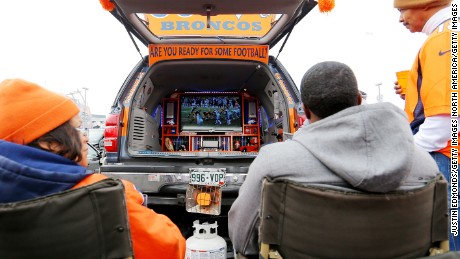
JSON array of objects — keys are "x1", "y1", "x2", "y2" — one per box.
[
  {"x1": 87, "y1": 128, "x2": 105, "y2": 151},
  {"x1": 87, "y1": 143, "x2": 102, "y2": 172}
]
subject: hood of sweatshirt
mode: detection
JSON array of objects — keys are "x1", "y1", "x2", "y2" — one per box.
[
  {"x1": 0, "y1": 140, "x2": 91, "y2": 203},
  {"x1": 293, "y1": 102, "x2": 414, "y2": 192}
]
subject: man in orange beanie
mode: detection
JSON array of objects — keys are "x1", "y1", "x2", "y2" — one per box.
[
  {"x1": 0, "y1": 79, "x2": 186, "y2": 259},
  {"x1": 393, "y1": 0, "x2": 458, "y2": 250}
]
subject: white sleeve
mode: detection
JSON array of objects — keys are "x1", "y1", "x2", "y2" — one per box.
[{"x1": 413, "y1": 115, "x2": 451, "y2": 152}]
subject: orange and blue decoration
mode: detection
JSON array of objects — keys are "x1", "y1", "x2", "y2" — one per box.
[
  {"x1": 318, "y1": 0, "x2": 335, "y2": 13},
  {"x1": 99, "y1": 0, "x2": 115, "y2": 12},
  {"x1": 99, "y1": 0, "x2": 334, "y2": 14}
]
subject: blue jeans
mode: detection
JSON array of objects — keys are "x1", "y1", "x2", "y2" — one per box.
[{"x1": 430, "y1": 152, "x2": 459, "y2": 251}]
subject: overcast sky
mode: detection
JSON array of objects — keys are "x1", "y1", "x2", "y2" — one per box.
[{"x1": 0, "y1": 0, "x2": 434, "y2": 115}]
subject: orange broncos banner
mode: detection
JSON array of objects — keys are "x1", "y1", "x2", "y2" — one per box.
[
  {"x1": 149, "y1": 44, "x2": 269, "y2": 66},
  {"x1": 145, "y1": 14, "x2": 276, "y2": 37}
]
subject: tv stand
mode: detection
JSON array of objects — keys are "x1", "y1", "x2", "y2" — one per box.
[{"x1": 161, "y1": 94, "x2": 260, "y2": 153}]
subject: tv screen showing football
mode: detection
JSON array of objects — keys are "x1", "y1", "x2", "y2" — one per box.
[{"x1": 180, "y1": 94, "x2": 242, "y2": 132}]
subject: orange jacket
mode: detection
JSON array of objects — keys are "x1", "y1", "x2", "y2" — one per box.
[
  {"x1": 73, "y1": 174, "x2": 186, "y2": 259},
  {"x1": 406, "y1": 20, "x2": 452, "y2": 158}
]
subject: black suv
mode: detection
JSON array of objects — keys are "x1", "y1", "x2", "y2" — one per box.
[{"x1": 100, "y1": 0, "x2": 316, "y2": 242}]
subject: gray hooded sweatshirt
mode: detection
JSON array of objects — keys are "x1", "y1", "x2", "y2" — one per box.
[{"x1": 228, "y1": 102, "x2": 439, "y2": 256}]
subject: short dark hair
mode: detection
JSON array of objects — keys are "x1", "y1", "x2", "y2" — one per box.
[
  {"x1": 28, "y1": 121, "x2": 83, "y2": 162},
  {"x1": 300, "y1": 61, "x2": 359, "y2": 119}
]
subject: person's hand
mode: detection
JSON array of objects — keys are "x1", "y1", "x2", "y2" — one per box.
[{"x1": 393, "y1": 81, "x2": 406, "y2": 100}]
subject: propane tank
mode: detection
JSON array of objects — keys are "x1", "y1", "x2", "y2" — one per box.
[{"x1": 185, "y1": 220, "x2": 227, "y2": 259}]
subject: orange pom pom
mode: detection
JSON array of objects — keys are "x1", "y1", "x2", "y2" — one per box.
[
  {"x1": 99, "y1": 0, "x2": 116, "y2": 12},
  {"x1": 318, "y1": 0, "x2": 335, "y2": 13}
]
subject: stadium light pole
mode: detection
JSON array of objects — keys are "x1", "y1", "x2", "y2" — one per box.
[
  {"x1": 375, "y1": 83, "x2": 383, "y2": 103},
  {"x1": 82, "y1": 87, "x2": 89, "y2": 130}
]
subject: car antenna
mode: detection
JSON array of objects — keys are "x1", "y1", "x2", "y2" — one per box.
[
  {"x1": 204, "y1": 5, "x2": 213, "y2": 29},
  {"x1": 238, "y1": 65, "x2": 261, "y2": 93},
  {"x1": 274, "y1": 16, "x2": 299, "y2": 62},
  {"x1": 124, "y1": 25, "x2": 144, "y2": 60},
  {"x1": 112, "y1": 1, "x2": 144, "y2": 60},
  {"x1": 274, "y1": 0, "x2": 318, "y2": 61}
]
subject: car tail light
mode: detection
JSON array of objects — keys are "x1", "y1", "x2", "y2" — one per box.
[
  {"x1": 297, "y1": 116, "x2": 306, "y2": 128},
  {"x1": 104, "y1": 113, "x2": 119, "y2": 152},
  {"x1": 292, "y1": 106, "x2": 306, "y2": 131}
]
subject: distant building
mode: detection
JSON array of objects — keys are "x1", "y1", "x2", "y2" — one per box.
[
  {"x1": 91, "y1": 114, "x2": 107, "y2": 129},
  {"x1": 65, "y1": 90, "x2": 105, "y2": 129},
  {"x1": 360, "y1": 90, "x2": 368, "y2": 104}
]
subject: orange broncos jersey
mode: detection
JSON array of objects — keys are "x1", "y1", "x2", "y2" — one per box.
[
  {"x1": 73, "y1": 174, "x2": 186, "y2": 259},
  {"x1": 406, "y1": 20, "x2": 453, "y2": 158}
]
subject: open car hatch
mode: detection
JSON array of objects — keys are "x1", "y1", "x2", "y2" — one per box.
[{"x1": 107, "y1": 0, "x2": 317, "y2": 47}]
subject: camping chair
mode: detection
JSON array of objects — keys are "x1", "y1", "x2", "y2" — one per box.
[
  {"x1": 0, "y1": 178, "x2": 134, "y2": 259},
  {"x1": 259, "y1": 174, "x2": 449, "y2": 259}
]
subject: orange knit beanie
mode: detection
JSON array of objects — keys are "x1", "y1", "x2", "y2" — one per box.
[
  {"x1": 394, "y1": 0, "x2": 451, "y2": 9},
  {"x1": 0, "y1": 79, "x2": 80, "y2": 144}
]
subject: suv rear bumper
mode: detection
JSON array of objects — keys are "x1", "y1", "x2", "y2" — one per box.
[{"x1": 101, "y1": 172, "x2": 246, "y2": 205}]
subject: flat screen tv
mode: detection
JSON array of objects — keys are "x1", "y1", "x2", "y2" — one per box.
[{"x1": 180, "y1": 94, "x2": 242, "y2": 132}]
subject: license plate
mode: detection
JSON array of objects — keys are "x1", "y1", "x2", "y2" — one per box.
[{"x1": 189, "y1": 168, "x2": 226, "y2": 186}]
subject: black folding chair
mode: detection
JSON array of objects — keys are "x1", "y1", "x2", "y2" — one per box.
[
  {"x1": 259, "y1": 174, "x2": 449, "y2": 259},
  {"x1": 0, "y1": 178, "x2": 134, "y2": 259}
]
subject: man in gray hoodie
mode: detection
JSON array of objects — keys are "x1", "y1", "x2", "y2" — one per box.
[{"x1": 228, "y1": 61, "x2": 439, "y2": 257}]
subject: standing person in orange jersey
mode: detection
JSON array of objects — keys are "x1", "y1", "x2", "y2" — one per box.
[
  {"x1": 393, "y1": 0, "x2": 458, "y2": 250},
  {"x1": 0, "y1": 79, "x2": 186, "y2": 259}
]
